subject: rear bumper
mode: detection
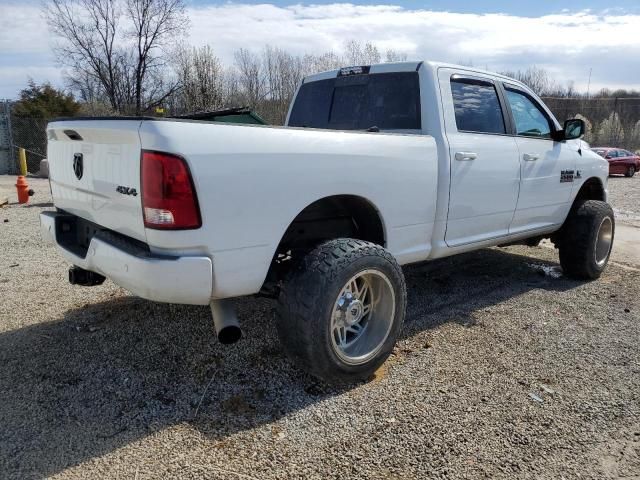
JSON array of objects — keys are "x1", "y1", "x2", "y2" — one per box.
[{"x1": 40, "y1": 211, "x2": 213, "y2": 305}]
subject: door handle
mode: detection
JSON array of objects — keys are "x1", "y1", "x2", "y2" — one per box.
[
  {"x1": 455, "y1": 151, "x2": 477, "y2": 161},
  {"x1": 523, "y1": 153, "x2": 539, "y2": 161}
]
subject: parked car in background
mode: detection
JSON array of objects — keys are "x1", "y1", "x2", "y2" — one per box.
[{"x1": 592, "y1": 147, "x2": 640, "y2": 177}]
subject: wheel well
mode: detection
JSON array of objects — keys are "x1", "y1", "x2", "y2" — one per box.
[
  {"x1": 552, "y1": 177, "x2": 606, "y2": 247},
  {"x1": 574, "y1": 177, "x2": 605, "y2": 203},
  {"x1": 278, "y1": 195, "x2": 385, "y2": 251},
  {"x1": 260, "y1": 195, "x2": 385, "y2": 295}
]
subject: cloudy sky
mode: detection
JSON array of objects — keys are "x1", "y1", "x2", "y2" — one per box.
[{"x1": 0, "y1": 0, "x2": 639, "y2": 99}]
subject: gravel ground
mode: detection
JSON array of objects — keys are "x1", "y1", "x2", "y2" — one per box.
[
  {"x1": 608, "y1": 175, "x2": 640, "y2": 227},
  {"x1": 1, "y1": 176, "x2": 639, "y2": 479}
]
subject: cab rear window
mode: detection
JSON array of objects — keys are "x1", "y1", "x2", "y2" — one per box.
[{"x1": 288, "y1": 72, "x2": 421, "y2": 131}]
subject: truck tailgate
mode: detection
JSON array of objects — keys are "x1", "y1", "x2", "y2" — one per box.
[{"x1": 47, "y1": 120, "x2": 146, "y2": 242}]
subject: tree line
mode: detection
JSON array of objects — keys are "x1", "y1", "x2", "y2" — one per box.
[{"x1": 13, "y1": 0, "x2": 632, "y2": 152}]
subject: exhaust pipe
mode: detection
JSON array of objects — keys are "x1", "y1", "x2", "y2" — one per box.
[
  {"x1": 210, "y1": 299, "x2": 242, "y2": 344},
  {"x1": 68, "y1": 266, "x2": 106, "y2": 286}
]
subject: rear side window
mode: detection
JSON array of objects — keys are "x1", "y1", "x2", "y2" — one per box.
[
  {"x1": 288, "y1": 72, "x2": 421, "y2": 130},
  {"x1": 450, "y1": 79, "x2": 505, "y2": 134}
]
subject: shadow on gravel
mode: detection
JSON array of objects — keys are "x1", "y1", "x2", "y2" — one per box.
[
  {"x1": 0, "y1": 247, "x2": 580, "y2": 478},
  {"x1": 23, "y1": 202, "x2": 54, "y2": 208}
]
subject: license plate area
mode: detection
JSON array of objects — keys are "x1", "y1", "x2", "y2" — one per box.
[
  {"x1": 53, "y1": 211, "x2": 153, "y2": 259},
  {"x1": 55, "y1": 214, "x2": 104, "y2": 259}
]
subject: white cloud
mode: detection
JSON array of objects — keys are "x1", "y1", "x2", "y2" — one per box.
[
  {"x1": 0, "y1": 3, "x2": 51, "y2": 56},
  {"x1": 0, "y1": 2, "x2": 58, "y2": 98},
  {"x1": 1, "y1": 1, "x2": 639, "y2": 98},
  {"x1": 0, "y1": 66, "x2": 64, "y2": 96},
  {"x1": 186, "y1": 4, "x2": 640, "y2": 92}
]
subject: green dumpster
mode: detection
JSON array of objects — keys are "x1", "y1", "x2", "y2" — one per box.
[{"x1": 172, "y1": 107, "x2": 267, "y2": 125}]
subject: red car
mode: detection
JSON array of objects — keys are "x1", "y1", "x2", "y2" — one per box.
[{"x1": 592, "y1": 147, "x2": 640, "y2": 177}]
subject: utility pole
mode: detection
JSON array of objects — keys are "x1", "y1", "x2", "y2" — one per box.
[{"x1": 586, "y1": 67, "x2": 592, "y2": 99}]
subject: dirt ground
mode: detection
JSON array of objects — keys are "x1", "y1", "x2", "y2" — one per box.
[{"x1": 0, "y1": 175, "x2": 639, "y2": 479}]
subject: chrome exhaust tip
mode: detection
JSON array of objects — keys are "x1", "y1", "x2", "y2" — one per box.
[{"x1": 210, "y1": 299, "x2": 242, "y2": 344}]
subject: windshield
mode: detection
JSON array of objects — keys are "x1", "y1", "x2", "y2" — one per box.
[{"x1": 288, "y1": 72, "x2": 421, "y2": 131}]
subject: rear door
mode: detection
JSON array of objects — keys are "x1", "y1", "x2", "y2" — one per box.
[
  {"x1": 47, "y1": 120, "x2": 146, "y2": 242},
  {"x1": 438, "y1": 69, "x2": 521, "y2": 246},
  {"x1": 502, "y1": 85, "x2": 578, "y2": 233}
]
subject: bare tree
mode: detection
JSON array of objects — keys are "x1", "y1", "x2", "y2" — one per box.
[
  {"x1": 573, "y1": 114, "x2": 594, "y2": 143},
  {"x1": 598, "y1": 112, "x2": 625, "y2": 146},
  {"x1": 344, "y1": 40, "x2": 381, "y2": 65},
  {"x1": 302, "y1": 52, "x2": 343, "y2": 74},
  {"x1": 629, "y1": 121, "x2": 640, "y2": 152},
  {"x1": 499, "y1": 66, "x2": 560, "y2": 96},
  {"x1": 126, "y1": 0, "x2": 187, "y2": 113},
  {"x1": 233, "y1": 48, "x2": 265, "y2": 107},
  {"x1": 45, "y1": 0, "x2": 187, "y2": 115},
  {"x1": 262, "y1": 46, "x2": 304, "y2": 122},
  {"x1": 385, "y1": 49, "x2": 408, "y2": 63},
  {"x1": 42, "y1": 12, "x2": 639, "y2": 149},
  {"x1": 174, "y1": 44, "x2": 225, "y2": 113},
  {"x1": 45, "y1": 0, "x2": 121, "y2": 110}
]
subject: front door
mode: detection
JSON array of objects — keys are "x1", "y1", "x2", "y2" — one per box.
[
  {"x1": 439, "y1": 70, "x2": 521, "y2": 246},
  {"x1": 502, "y1": 86, "x2": 578, "y2": 233}
]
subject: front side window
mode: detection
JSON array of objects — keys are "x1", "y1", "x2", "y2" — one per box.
[
  {"x1": 450, "y1": 79, "x2": 505, "y2": 134},
  {"x1": 505, "y1": 89, "x2": 552, "y2": 138},
  {"x1": 288, "y1": 72, "x2": 421, "y2": 130}
]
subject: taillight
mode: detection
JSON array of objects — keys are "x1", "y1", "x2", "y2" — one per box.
[{"x1": 141, "y1": 151, "x2": 201, "y2": 229}]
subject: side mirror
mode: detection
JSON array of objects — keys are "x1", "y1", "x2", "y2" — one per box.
[{"x1": 562, "y1": 118, "x2": 585, "y2": 140}]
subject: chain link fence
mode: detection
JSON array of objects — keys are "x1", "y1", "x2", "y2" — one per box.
[
  {"x1": 9, "y1": 115, "x2": 49, "y2": 174},
  {"x1": 543, "y1": 96, "x2": 640, "y2": 151},
  {"x1": 0, "y1": 100, "x2": 15, "y2": 174},
  {"x1": 0, "y1": 101, "x2": 49, "y2": 175}
]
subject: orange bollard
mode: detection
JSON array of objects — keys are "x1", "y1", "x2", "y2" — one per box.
[{"x1": 16, "y1": 175, "x2": 30, "y2": 204}]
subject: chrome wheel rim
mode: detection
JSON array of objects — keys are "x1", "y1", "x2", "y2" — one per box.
[
  {"x1": 330, "y1": 269, "x2": 395, "y2": 365},
  {"x1": 595, "y1": 216, "x2": 613, "y2": 267}
]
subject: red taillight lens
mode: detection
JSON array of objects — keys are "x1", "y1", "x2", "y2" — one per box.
[{"x1": 141, "y1": 151, "x2": 201, "y2": 229}]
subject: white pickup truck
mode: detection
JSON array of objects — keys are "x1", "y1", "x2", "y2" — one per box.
[{"x1": 41, "y1": 61, "x2": 613, "y2": 383}]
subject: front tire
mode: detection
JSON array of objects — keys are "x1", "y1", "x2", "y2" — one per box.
[
  {"x1": 276, "y1": 238, "x2": 406, "y2": 384},
  {"x1": 625, "y1": 166, "x2": 636, "y2": 177},
  {"x1": 557, "y1": 200, "x2": 615, "y2": 279}
]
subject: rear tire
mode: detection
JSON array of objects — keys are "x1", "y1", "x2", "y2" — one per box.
[
  {"x1": 276, "y1": 238, "x2": 406, "y2": 384},
  {"x1": 625, "y1": 166, "x2": 636, "y2": 177},
  {"x1": 557, "y1": 200, "x2": 615, "y2": 279}
]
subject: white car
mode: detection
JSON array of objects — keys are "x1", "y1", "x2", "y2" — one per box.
[{"x1": 41, "y1": 61, "x2": 613, "y2": 383}]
